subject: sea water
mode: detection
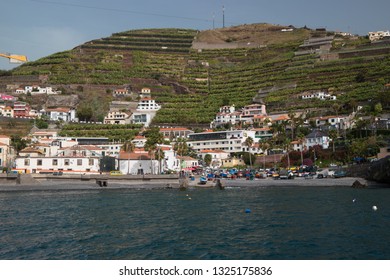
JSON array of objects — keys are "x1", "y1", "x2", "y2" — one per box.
[{"x1": 0, "y1": 185, "x2": 389, "y2": 260}]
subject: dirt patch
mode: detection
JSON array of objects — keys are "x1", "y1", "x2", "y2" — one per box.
[{"x1": 195, "y1": 23, "x2": 310, "y2": 47}]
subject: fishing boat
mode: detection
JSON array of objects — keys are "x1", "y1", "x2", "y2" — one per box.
[{"x1": 199, "y1": 176, "x2": 207, "y2": 185}]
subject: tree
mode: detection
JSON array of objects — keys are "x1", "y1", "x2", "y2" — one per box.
[
  {"x1": 173, "y1": 137, "x2": 189, "y2": 157},
  {"x1": 10, "y1": 135, "x2": 29, "y2": 153},
  {"x1": 122, "y1": 141, "x2": 135, "y2": 174},
  {"x1": 204, "y1": 154, "x2": 212, "y2": 167},
  {"x1": 282, "y1": 138, "x2": 292, "y2": 169},
  {"x1": 154, "y1": 147, "x2": 165, "y2": 174},
  {"x1": 174, "y1": 137, "x2": 189, "y2": 171},
  {"x1": 243, "y1": 136, "x2": 254, "y2": 169},
  {"x1": 258, "y1": 138, "x2": 270, "y2": 169},
  {"x1": 76, "y1": 104, "x2": 93, "y2": 122},
  {"x1": 35, "y1": 116, "x2": 49, "y2": 129},
  {"x1": 371, "y1": 102, "x2": 382, "y2": 137},
  {"x1": 296, "y1": 132, "x2": 306, "y2": 167},
  {"x1": 328, "y1": 129, "x2": 338, "y2": 155}
]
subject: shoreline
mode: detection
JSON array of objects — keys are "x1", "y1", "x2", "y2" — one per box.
[{"x1": 0, "y1": 176, "x2": 387, "y2": 192}]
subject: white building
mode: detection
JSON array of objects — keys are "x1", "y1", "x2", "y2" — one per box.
[
  {"x1": 113, "y1": 88, "x2": 129, "y2": 96},
  {"x1": 118, "y1": 150, "x2": 158, "y2": 175},
  {"x1": 198, "y1": 149, "x2": 230, "y2": 168},
  {"x1": 96, "y1": 142, "x2": 123, "y2": 158},
  {"x1": 212, "y1": 106, "x2": 241, "y2": 128},
  {"x1": 315, "y1": 115, "x2": 349, "y2": 130},
  {"x1": 136, "y1": 97, "x2": 161, "y2": 111},
  {"x1": 305, "y1": 130, "x2": 330, "y2": 149},
  {"x1": 18, "y1": 85, "x2": 61, "y2": 95},
  {"x1": 301, "y1": 91, "x2": 336, "y2": 100},
  {"x1": 15, "y1": 145, "x2": 102, "y2": 174},
  {"x1": 159, "y1": 127, "x2": 194, "y2": 140},
  {"x1": 43, "y1": 107, "x2": 77, "y2": 122},
  {"x1": 130, "y1": 97, "x2": 161, "y2": 127},
  {"x1": 0, "y1": 105, "x2": 14, "y2": 117},
  {"x1": 177, "y1": 156, "x2": 199, "y2": 171},
  {"x1": 0, "y1": 135, "x2": 12, "y2": 168},
  {"x1": 131, "y1": 135, "x2": 147, "y2": 148},
  {"x1": 103, "y1": 111, "x2": 131, "y2": 124},
  {"x1": 240, "y1": 104, "x2": 267, "y2": 123},
  {"x1": 368, "y1": 30, "x2": 390, "y2": 42},
  {"x1": 187, "y1": 130, "x2": 256, "y2": 154}
]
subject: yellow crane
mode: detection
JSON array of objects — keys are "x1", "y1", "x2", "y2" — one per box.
[{"x1": 0, "y1": 52, "x2": 28, "y2": 63}]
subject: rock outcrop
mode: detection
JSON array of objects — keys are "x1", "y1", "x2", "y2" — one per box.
[{"x1": 367, "y1": 156, "x2": 390, "y2": 184}]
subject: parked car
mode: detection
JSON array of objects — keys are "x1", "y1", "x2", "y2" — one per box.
[{"x1": 334, "y1": 170, "x2": 346, "y2": 178}]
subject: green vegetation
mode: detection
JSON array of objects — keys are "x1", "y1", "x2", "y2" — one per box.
[
  {"x1": 59, "y1": 123, "x2": 143, "y2": 141},
  {"x1": 8, "y1": 25, "x2": 390, "y2": 127}
]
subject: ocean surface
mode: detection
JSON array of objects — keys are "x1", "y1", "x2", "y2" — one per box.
[{"x1": 0, "y1": 184, "x2": 389, "y2": 260}]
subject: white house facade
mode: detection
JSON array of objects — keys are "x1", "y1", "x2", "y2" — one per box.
[
  {"x1": 43, "y1": 107, "x2": 77, "y2": 122},
  {"x1": 103, "y1": 111, "x2": 131, "y2": 124},
  {"x1": 305, "y1": 130, "x2": 330, "y2": 149},
  {"x1": 187, "y1": 130, "x2": 256, "y2": 153},
  {"x1": 368, "y1": 30, "x2": 390, "y2": 42},
  {"x1": 0, "y1": 135, "x2": 12, "y2": 168}
]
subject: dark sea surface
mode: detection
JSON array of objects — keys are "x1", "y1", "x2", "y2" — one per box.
[{"x1": 0, "y1": 184, "x2": 389, "y2": 260}]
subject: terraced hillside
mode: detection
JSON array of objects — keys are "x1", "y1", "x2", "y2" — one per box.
[{"x1": 9, "y1": 24, "x2": 390, "y2": 126}]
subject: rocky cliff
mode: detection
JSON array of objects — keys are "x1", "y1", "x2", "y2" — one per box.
[{"x1": 367, "y1": 156, "x2": 390, "y2": 184}]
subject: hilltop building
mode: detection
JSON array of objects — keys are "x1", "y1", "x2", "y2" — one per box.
[
  {"x1": 15, "y1": 85, "x2": 61, "y2": 95},
  {"x1": 300, "y1": 91, "x2": 336, "y2": 101},
  {"x1": 368, "y1": 31, "x2": 390, "y2": 42}
]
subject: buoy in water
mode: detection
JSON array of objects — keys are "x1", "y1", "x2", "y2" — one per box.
[
  {"x1": 372, "y1": 205, "x2": 378, "y2": 211},
  {"x1": 245, "y1": 208, "x2": 251, "y2": 213},
  {"x1": 352, "y1": 198, "x2": 356, "y2": 203}
]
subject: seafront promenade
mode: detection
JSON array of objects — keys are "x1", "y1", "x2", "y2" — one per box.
[{"x1": 0, "y1": 173, "x2": 383, "y2": 190}]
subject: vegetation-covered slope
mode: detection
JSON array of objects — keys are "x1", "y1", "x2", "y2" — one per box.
[{"x1": 9, "y1": 24, "x2": 390, "y2": 126}]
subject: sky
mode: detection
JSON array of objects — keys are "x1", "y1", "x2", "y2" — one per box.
[{"x1": 1, "y1": 0, "x2": 389, "y2": 70}]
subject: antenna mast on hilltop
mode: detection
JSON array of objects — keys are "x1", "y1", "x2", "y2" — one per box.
[{"x1": 222, "y1": 5, "x2": 225, "y2": 28}]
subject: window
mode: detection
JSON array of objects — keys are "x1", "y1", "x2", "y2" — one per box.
[
  {"x1": 77, "y1": 159, "x2": 82, "y2": 166},
  {"x1": 24, "y1": 159, "x2": 30, "y2": 166},
  {"x1": 64, "y1": 159, "x2": 70, "y2": 166},
  {"x1": 53, "y1": 159, "x2": 58, "y2": 166},
  {"x1": 37, "y1": 159, "x2": 42, "y2": 166},
  {"x1": 89, "y1": 159, "x2": 94, "y2": 165}
]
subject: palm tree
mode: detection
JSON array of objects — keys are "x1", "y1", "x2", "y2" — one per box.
[
  {"x1": 144, "y1": 142, "x2": 157, "y2": 174},
  {"x1": 258, "y1": 138, "x2": 270, "y2": 170},
  {"x1": 122, "y1": 140, "x2": 135, "y2": 174},
  {"x1": 244, "y1": 136, "x2": 254, "y2": 170},
  {"x1": 174, "y1": 137, "x2": 189, "y2": 171},
  {"x1": 154, "y1": 146, "x2": 165, "y2": 174},
  {"x1": 328, "y1": 129, "x2": 338, "y2": 155},
  {"x1": 296, "y1": 133, "x2": 306, "y2": 167}
]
